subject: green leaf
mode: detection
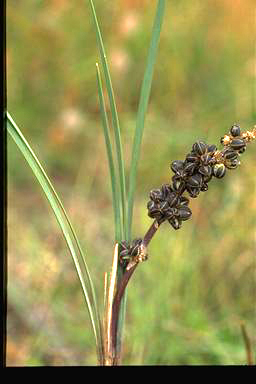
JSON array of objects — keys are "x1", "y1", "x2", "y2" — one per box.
[
  {"x1": 96, "y1": 63, "x2": 122, "y2": 242},
  {"x1": 6, "y1": 112, "x2": 104, "y2": 364},
  {"x1": 88, "y1": 0, "x2": 127, "y2": 241},
  {"x1": 127, "y1": 0, "x2": 166, "y2": 241}
]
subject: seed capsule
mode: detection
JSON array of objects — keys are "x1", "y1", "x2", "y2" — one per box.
[
  {"x1": 172, "y1": 176, "x2": 186, "y2": 193},
  {"x1": 200, "y1": 183, "x2": 208, "y2": 192},
  {"x1": 159, "y1": 201, "x2": 169, "y2": 213},
  {"x1": 207, "y1": 144, "x2": 217, "y2": 153},
  {"x1": 179, "y1": 196, "x2": 189, "y2": 206},
  {"x1": 198, "y1": 165, "x2": 212, "y2": 177},
  {"x1": 149, "y1": 188, "x2": 162, "y2": 202},
  {"x1": 223, "y1": 148, "x2": 238, "y2": 160},
  {"x1": 167, "y1": 192, "x2": 179, "y2": 207},
  {"x1": 161, "y1": 184, "x2": 171, "y2": 199},
  {"x1": 230, "y1": 138, "x2": 246, "y2": 151},
  {"x1": 168, "y1": 217, "x2": 181, "y2": 230},
  {"x1": 225, "y1": 158, "x2": 240, "y2": 170},
  {"x1": 213, "y1": 163, "x2": 226, "y2": 178},
  {"x1": 192, "y1": 140, "x2": 207, "y2": 156},
  {"x1": 186, "y1": 185, "x2": 200, "y2": 198},
  {"x1": 186, "y1": 153, "x2": 198, "y2": 163},
  {"x1": 238, "y1": 146, "x2": 246, "y2": 154},
  {"x1": 184, "y1": 162, "x2": 197, "y2": 175},
  {"x1": 171, "y1": 160, "x2": 184, "y2": 174},
  {"x1": 178, "y1": 206, "x2": 192, "y2": 221},
  {"x1": 147, "y1": 200, "x2": 155, "y2": 211},
  {"x1": 230, "y1": 124, "x2": 241, "y2": 137},
  {"x1": 186, "y1": 174, "x2": 203, "y2": 188}
]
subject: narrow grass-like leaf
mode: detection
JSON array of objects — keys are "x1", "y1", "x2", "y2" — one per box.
[
  {"x1": 127, "y1": 0, "x2": 166, "y2": 241},
  {"x1": 88, "y1": 0, "x2": 127, "y2": 241},
  {"x1": 96, "y1": 63, "x2": 122, "y2": 242},
  {"x1": 7, "y1": 112, "x2": 104, "y2": 364}
]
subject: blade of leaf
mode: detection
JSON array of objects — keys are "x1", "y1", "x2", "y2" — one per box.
[
  {"x1": 6, "y1": 112, "x2": 104, "y2": 364},
  {"x1": 127, "y1": 0, "x2": 166, "y2": 241},
  {"x1": 88, "y1": 0, "x2": 127, "y2": 241},
  {"x1": 96, "y1": 63, "x2": 122, "y2": 242}
]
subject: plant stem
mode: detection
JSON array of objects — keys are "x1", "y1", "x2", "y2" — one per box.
[{"x1": 110, "y1": 219, "x2": 162, "y2": 361}]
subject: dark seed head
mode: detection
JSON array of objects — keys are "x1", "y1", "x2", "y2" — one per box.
[
  {"x1": 230, "y1": 138, "x2": 246, "y2": 151},
  {"x1": 213, "y1": 163, "x2": 226, "y2": 178},
  {"x1": 192, "y1": 140, "x2": 207, "y2": 156},
  {"x1": 186, "y1": 153, "x2": 199, "y2": 163},
  {"x1": 230, "y1": 124, "x2": 241, "y2": 137}
]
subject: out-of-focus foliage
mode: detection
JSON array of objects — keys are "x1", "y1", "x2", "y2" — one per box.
[{"x1": 7, "y1": 0, "x2": 255, "y2": 365}]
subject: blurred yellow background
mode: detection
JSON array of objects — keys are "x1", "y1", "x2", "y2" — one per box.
[{"x1": 7, "y1": 0, "x2": 255, "y2": 365}]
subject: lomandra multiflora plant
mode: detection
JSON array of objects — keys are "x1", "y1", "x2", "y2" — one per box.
[{"x1": 7, "y1": 1, "x2": 255, "y2": 366}]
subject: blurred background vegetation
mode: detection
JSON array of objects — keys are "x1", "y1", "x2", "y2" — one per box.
[{"x1": 7, "y1": 0, "x2": 255, "y2": 365}]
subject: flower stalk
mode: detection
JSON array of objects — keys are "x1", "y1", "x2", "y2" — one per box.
[{"x1": 106, "y1": 124, "x2": 256, "y2": 365}]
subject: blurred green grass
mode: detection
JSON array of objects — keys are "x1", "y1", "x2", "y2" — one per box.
[{"x1": 7, "y1": 0, "x2": 255, "y2": 365}]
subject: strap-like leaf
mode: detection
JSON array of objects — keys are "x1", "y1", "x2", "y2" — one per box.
[
  {"x1": 127, "y1": 0, "x2": 166, "y2": 241},
  {"x1": 96, "y1": 63, "x2": 122, "y2": 242},
  {"x1": 89, "y1": 0, "x2": 127, "y2": 241},
  {"x1": 7, "y1": 112, "x2": 104, "y2": 364}
]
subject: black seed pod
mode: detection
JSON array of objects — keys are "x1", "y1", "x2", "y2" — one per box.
[
  {"x1": 224, "y1": 148, "x2": 238, "y2": 160},
  {"x1": 200, "y1": 153, "x2": 213, "y2": 165},
  {"x1": 186, "y1": 186, "x2": 201, "y2": 198},
  {"x1": 213, "y1": 163, "x2": 226, "y2": 178},
  {"x1": 230, "y1": 138, "x2": 246, "y2": 151},
  {"x1": 192, "y1": 140, "x2": 207, "y2": 156},
  {"x1": 161, "y1": 184, "x2": 171, "y2": 200},
  {"x1": 198, "y1": 164, "x2": 212, "y2": 177},
  {"x1": 207, "y1": 144, "x2": 217, "y2": 153},
  {"x1": 184, "y1": 161, "x2": 197, "y2": 175},
  {"x1": 201, "y1": 182, "x2": 208, "y2": 192},
  {"x1": 167, "y1": 191, "x2": 180, "y2": 207},
  {"x1": 203, "y1": 173, "x2": 213, "y2": 183},
  {"x1": 179, "y1": 196, "x2": 189, "y2": 206},
  {"x1": 238, "y1": 146, "x2": 246, "y2": 154},
  {"x1": 159, "y1": 201, "x2": 169, "y2": 213},
  {"x1": 225, "y1": 158, "x2": 240, "y2": 170},
  {"x1": 186, "y1": 174, "x2": 203, "y2": 188},
  {"x1": 171, "y1": 160, "x2": 184, "y2": 174},
  {"x1": 178, "y1": 206, "x2": 192, "y2": 221},
  {"x1": 186, "y1": 153, "x2": 198, "y2": 163},
  {"x1": 147, "y1": 200, "x2": 155, "y2": 211},
  {"x1": 230, "y1": 124, "x2": 241, "y2": 137},
  {"x1": 149, "y1": 189, "x2": 162, "y2": 202},
  {"x1": 168, "y1": 217, "x2": 181, "y2": 230},
  {"x1": 172, "y1": 176, "x2": 186, "y2": 193}
]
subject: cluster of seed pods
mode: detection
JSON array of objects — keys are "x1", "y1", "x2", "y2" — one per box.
[
  {"x1": 147, "y1": 123, "x2": 255, "y2": 230},
  {"x1": 120, "y1": 124, "x2": 255, "y2": 265}
]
